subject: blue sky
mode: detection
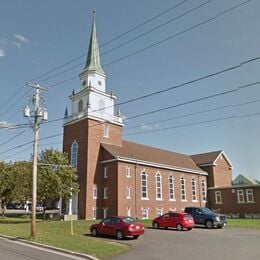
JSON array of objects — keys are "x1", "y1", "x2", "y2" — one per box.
[{"x1": 0, "y1": 0, "x2": 259, "y2": 180}]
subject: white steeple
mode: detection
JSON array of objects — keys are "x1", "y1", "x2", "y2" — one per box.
[{"x1": 64, "y1": 12, "x2": 123, "y2": 126}]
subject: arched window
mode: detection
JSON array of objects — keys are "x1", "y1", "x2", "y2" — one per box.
[
  {"x1": 156, "y1": 172, "x2": 162, "y2": 200},
  {"x1": 141, "y1": 172, "x2": 148, "y2": 199},
  {"x1": 78, "y1": 100, "x2": 83, "y2": 113},
  {"x1": 168, "y1": 175, "x2": 175, "y2": 201},
  {"x1": 191, "y1": 178, "x2": 197, "y2": 201},
  {"x1": 70, "y1": 141, "x2": 78, "y2": 167},
  {"x1": 180, "y1": 177, "x2": 186, "y2": 201}
]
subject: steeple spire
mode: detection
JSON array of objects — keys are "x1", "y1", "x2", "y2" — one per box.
[{"x1": 84, "y1": 11, "x2": 105, "y2": 75}]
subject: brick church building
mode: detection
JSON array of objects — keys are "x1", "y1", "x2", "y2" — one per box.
[{"x1": 63, "y1": 15, "x2": 238, "y2": 220}]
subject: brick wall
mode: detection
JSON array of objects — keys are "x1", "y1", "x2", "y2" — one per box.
[{"x1": 208, "y1": 186, "x2": 260, "y2": 215}]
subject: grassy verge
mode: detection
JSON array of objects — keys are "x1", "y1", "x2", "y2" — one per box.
[
  {"x1": 0, "y1": 217, "x2": 128, "y2": 259},
  {"x1": 226, "y1": 218, "x2": 260, "y2": 229}
]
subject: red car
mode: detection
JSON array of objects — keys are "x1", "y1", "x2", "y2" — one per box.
[
  {"x1": 152, "y1": 212, "x2": 194, "y2": 231},
  {"x1": 90, "y1": 216, "x2": 145, "y2": 239}
]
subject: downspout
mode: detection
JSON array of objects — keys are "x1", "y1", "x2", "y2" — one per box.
[{"x1": 134, "y1": 162, "x2": 138, "y2": 218}]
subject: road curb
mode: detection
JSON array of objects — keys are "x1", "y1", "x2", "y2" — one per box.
[{"x1": 0, "y1": 234, "x2": 99, "y2": 260}]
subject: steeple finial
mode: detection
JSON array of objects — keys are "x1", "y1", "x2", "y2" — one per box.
[{"x1": 84, "y1": 11, "x2": 105, "y2": 75}]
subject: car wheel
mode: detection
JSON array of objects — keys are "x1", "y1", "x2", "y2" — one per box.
[
  {"x1": 187, "y1": 227, "x2": 192, "y2": 231},
  {"x1": 133, "y1": 235, "x2": 139, "y2": 239},
  {"x1": 116, "y1": 230, "x2": 124, "y2": 240},
  {"x1": 176, "y1": 224, "x2": 183, "y2": 231},
  {"x1": 217, "y1": 225, "x2": 223, "y2": 229},
  {"x1": 153, "y1": 222, "x2": 160, "y2": 229},
  {"x1": 206, "y1": 220, "x2": 214, "y2": 229},
  {"x1": 91, "y1": 228, "x2": 98, "y2": 237}
]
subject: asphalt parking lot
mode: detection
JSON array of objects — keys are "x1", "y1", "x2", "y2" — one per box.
[{"x1": 108, "y1": 227, "x2": 260, "y2": 260}]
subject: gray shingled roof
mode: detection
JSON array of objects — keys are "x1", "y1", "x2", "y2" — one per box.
[{"x1": 190, "y1": 151, "x2": 222, "y2": 166}]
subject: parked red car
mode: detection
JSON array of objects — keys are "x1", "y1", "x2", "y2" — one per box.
[
  {"x1": 90, "y1": 216, "x2": 145, "y2": 239},
  {"x1": 152, "y1": 212, "x2": 194, "y2": 231}
]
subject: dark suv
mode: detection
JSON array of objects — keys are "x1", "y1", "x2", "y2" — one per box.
[{"x1": 184, "y1": 207, "x2": 226, "y2": 229}]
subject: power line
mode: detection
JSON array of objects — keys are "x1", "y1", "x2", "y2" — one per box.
[
  {"x1": 46, "y1": 0, "x2": 254, "y2": 88},
  {"x1": 124, "y1": 99, "x2": 260, "y2": 131},
  {"x1": 37, "y1": 54, "x2": 260, "y2": 127},
  {"x1": 0, "y1": 129, "x2": 29, "y2": 147},
  {"x1": 126, "y1": 80, "x2": 260, "y2": 120},
  {"x1": 124, "y1": 112, "x2": 260, "y2": 137},
  {"x1": 29, "y1": 0, "x2": 189, "y2": 82},
  {"x1": 39, "y1": 0, "x2": 213, "y2": 83},
  {"x1": 1, "y1": 79, "x2": 259, "y2": 155}
]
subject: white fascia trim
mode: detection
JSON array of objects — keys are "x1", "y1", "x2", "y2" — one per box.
[
  {"x1": 208, "y1": 184, "x2": 260, "y2": 190},
  {"x1": 63, "y1": 114, "x2": 124, "y2": 127},
  {"x1": 101, "y1": 157, "x2": 207, "y2": 175},
  {"x1": 214, "y1": 151, "x2": 233, "y2": 169}
]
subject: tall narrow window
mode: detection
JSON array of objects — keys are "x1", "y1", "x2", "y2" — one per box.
[
  {"x1": 103, "y1": 208, "x2": 107, "y2": 219},
  {"x1": 191, "y1": 178, "x2": 197, "y2": 201},
  {"x1": 126, "y1": 166, "x2": 131, "y2": 178},
  {"x1": 246, "y1": 189, "x2": 254, "y2": 203},
  {"x1": 103, "y1": 187, "x2": 108, "y2": 199},
  {"x1": 103, "y1": 124, "x2": 109, "y2": 137},
  {"x1": 93, "y1": 185, "x2": 97, "y2": 199},
  {"x1": 92, "y1": 208, "x2": 97, "y2": 219},
  {"x1": 141, "y1": 208, "x2": 149, "y2": 219},
  {"x1": 126, "y1": 187, "x2": 131, "y2": 199},
  {"x1": 156, "y1": 172, "x2": 162, "y2": 200},
  {"x1": 180, "y1": 177, "x2": 186, "y2": 201},
  {"x1": 141, "y1": 172, "x2": 148, "y2": 199},
  {"x1": 168, "y1": 175, "x2": 175, "y2": 201},
  {"x1": 237, "y1": 190, "x2": 245, "y2": 203},
  {"x1": 78, "y1": 99, "x2": 83, "y2": 113},
  {"x1": 104, "y1": 166, "x2": 108, "y2": 178},
  {"x1": 215, "y1": 191, "x2": 222, "y2": 204},
  {"x1": 127, "y1": 207, "x2": 131, "y2": 216},
  {"x1": 201, "y1": 179, "x2": 207, "y2": 202},
  {"x1": 70, "y1": 141, "x2": 78, "y2": 168}
]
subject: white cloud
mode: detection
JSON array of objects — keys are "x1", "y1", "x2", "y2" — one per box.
[
  {"x1": 14, "y1": 34, "x2": 29, "y2": 44},
  {"x1": 0, "y1": 48, "x2": 5, "y2": 57},
  {"x1": 0, "y1": 121, "x2": 16, "y2": 128}
]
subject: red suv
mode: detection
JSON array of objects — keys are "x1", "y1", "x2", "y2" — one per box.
[
  {"x1": 90, "y1": 216, "x2": 145, "y2": 239},
  {"x1": 152, "y1": 212, "x2": 194, "y2": 231}
]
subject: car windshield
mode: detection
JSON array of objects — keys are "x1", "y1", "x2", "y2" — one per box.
[
  {"x1": 202, "y1": 208, "x2": 213, "y2": 214},
  {"x1": 184, "y1": 214, "x2": 193, "y2": 219},
  {"x1": 122, "y1": 216, "x2": 136, "y2": 223}
]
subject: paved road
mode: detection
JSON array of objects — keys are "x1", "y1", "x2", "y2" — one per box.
[
  {"x1": 108, "y1": 227, "x2": 260, "y2": 260},
  {"x1": 0, "y1": 237, "x2": 90, "y2": 260}
]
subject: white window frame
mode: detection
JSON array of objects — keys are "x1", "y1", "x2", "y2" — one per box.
[
  {"x1": 103, "y1": 187, "x2": 108, "y2": 199},
  {"x1": 237, "y1": 189, "x2": 245, "y2": 203},
  {"x1": 70, "y1": 141, "x2": 78, "y2": 168},
  {"x1": 93, "y1": 184, "x2": 97, "y2": 199},
  {"x1": 168, "y1": 175, "x2": 175, "y2": 201},
  {"x1": 156, "y1": 208, "x2": 163, "y2": 217},
  {"x1": 201, "y1": 179, "x2": 207, "y2": 202},
  {"x1": 127, "y1": 207, "x2": 131, "y2": 216},
  {"x1": 104, "y1": 166, "x2": 108, "y2": 178},
  {"x1": 126, "y1": 187, "x2": 131, "y2": 199},
  {"x1": 191, "y1": 178, "x2": 197, "y2": 201},
  {"x1": 246, "y1": 189, "x2": 254, "y2": 203},
  {"x1": 103, "y1": 207, "x2": 108, "y2": 219},
  {"x1": 141, "y1": 171, "x2": 149, "y2": 200},
  {"x1": 141, "y1": 208, "x2": 149, "y2": 219},
  {"x1": 92, "y1": 207, "x2": 97, "y2": 220},
  {"x1": 126, "y1": 166, "x2": 131, "y2": 178},
  {"x1": 156, "y1": 172, "x2": 163, "y2": 200},
  {"x1": 180, "y1": 177, "x2": 187, "y2": 201},
  {"x1": 103, "y1": 124, "x2": 109, "y2": 137},
  {"x1": 215, "y1": 191, "x2": 222, "y2": 204}
]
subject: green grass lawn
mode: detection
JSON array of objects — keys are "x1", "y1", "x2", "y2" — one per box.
[
  {"x1": 0, "y1": 217, "x2": 128, "y2": 259},
  {"x1": 0, "y1": 217, "x2": 259, "y2": 259}
]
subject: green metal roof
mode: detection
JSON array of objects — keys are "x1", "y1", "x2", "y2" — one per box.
[{"x1": 84, "y1": 12, "x2": 105, "y2": 75}]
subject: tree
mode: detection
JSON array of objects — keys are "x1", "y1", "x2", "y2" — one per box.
[
  {"x1": 37, "y1": 148, "x2": 78, "y2": 210},
  {"x1": 0, "y1": 161, "x2": 31, "y2": 216}
]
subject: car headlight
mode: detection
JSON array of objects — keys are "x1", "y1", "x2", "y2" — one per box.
[{"x1": 215, "y1": 216, "x2": 220, "y2": 221}]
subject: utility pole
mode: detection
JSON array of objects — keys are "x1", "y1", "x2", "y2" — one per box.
[{"x1": 23, "y1": 83, "x2": 48, "y2": 237}]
